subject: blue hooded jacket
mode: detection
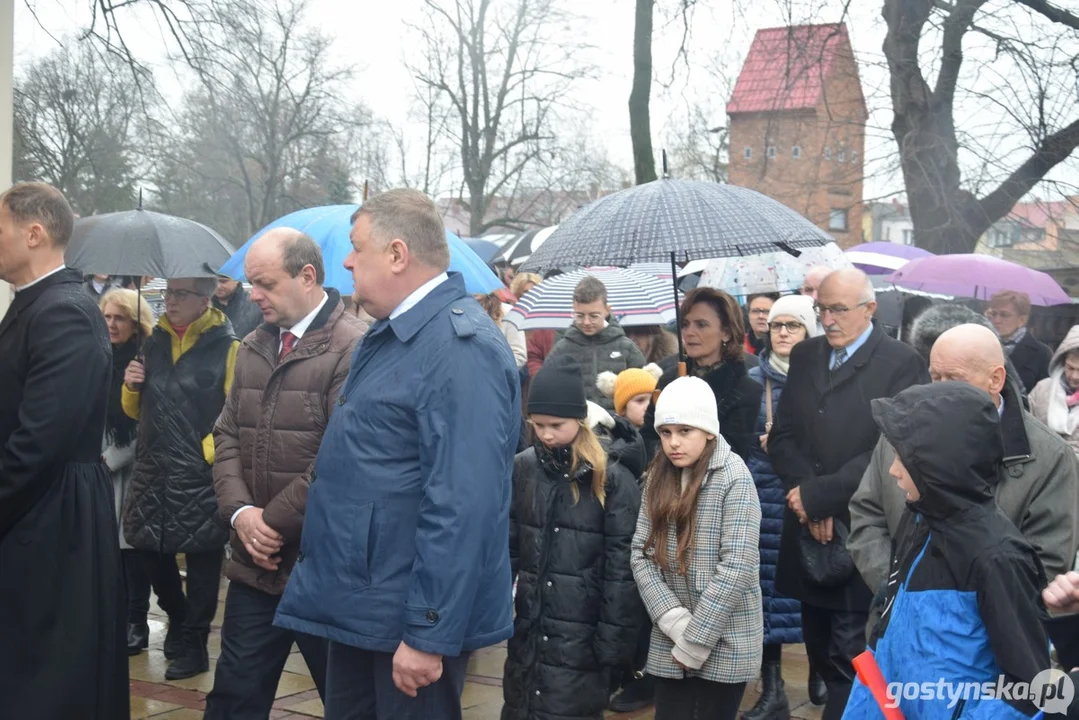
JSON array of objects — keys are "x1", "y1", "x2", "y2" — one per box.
[
  {"x1": 843, "y1": 382, "x2": 1050, "y2": 719},
  {"x1": 274, "y1": 274, "x2": 521, "y2": 656}
]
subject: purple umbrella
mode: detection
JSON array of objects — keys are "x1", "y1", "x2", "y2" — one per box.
[
  {"x1": 887, "y1": 254, "x2": 1070, "y2": 306},
  {"x1": 844, "y1": 242, "x2": 933, "y2": 275}
]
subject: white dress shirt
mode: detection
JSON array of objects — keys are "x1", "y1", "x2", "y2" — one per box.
[{"x1": 389, "y1": 273, "x2": 449, "y2": 320}]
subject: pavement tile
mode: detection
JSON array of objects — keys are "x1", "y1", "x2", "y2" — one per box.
[
  {"x1": 151, "y1": 709, "x2": 206, "y2": 719},
  {"x1": 283, "y1": 652, "x2": 316, "y2": 677},
  {"x1": 276, "y1": 671, "x2": 318, "y2": 698},
  {"x1": 130, "y1": 696, "x2": 181, "y2": 719},
  {"x1": 462, "y1": 681, "x2": 503, "y2": 708},
  {"x1": 287, "y1": 698, "x2": 325, "y2": 717}
]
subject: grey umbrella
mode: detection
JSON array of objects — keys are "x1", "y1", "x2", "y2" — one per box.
[
  {"x1": 66, "y1": 208, "x2": 234, "y2": 279},
  {"x1": 519, "y1": 179, "x2": 834, "y2": 273}
]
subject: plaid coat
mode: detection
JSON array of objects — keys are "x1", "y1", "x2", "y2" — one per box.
[{"x1": 630, "y1": 437, "x2": 763, "y2": 683}]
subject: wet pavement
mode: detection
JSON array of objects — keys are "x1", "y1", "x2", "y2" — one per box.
[{"x1": 130, "y1": 578, "x2": 824, "y2": 719}]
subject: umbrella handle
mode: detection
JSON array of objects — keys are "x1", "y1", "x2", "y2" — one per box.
[{"x1": 677, "y1": 361, "x2": 687, "y2": 378}]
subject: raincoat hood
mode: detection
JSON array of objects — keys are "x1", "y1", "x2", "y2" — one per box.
[
  {"x1": 1050, "y1": 325, "x2": 1079, "y2": 374},
  {"x1": 871, "y1": 382, "x2": 1002, "y2": 521}
]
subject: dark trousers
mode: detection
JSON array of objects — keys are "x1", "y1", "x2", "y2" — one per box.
[
  {"x1": 801, "y1": 603, "x2": 868, "y2": 720},
  {"x1": 323, "y1": 641, "x2": 471, "y2": 720},
  {"x1": 204, "y1": 581, "x2": 328, "y2": 720},
  {"x1": 124, "y1": 548, "x2": 223, "y2": 639},
  {"x1": 654, "y1": 677, "x2": 746, "y2": 720},
  {"x1": 123, "y1": 549, "x2": 185, "y2": 623}
]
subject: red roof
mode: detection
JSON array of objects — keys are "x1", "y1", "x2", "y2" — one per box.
[{"x1": 728, "y1": 23, "x2": 854, "y2": 114}]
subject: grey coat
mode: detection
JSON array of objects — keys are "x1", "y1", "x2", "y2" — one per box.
[
  {"x1": 630, "y1": 438, "x2": 763, "y2": 683},
  {"x1": 849, "y1": 381, "x2": 1079, "y2": 597},
  {"x1": 546, "y1": 324, "x2": 646, "y2": 413},
  {"x1": 102, "y1": 436, "x2": 136, "y2": 550}
]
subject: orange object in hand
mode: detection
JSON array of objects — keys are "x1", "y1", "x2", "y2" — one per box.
[{"x1": 852, "y1": 651, "x2": 905, "y2": 720}]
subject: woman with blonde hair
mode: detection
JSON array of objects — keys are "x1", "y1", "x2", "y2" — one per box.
[
  {"x1": 502, "y1": 355, "x2": 643, "y2": 720},
  {"x1": 476, "y1": 292, "x2": 528, "y2": 368},
  {"x1": 510, "y1": 272, "x2": 542, "y2": 301},
  {"x1": 98, "y1": 289, "x2": 187, "y2": 656}
]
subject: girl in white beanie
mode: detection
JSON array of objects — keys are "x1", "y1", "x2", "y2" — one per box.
[{"x1": 630, "y1": 376, "x2": 763, "y2": 719}]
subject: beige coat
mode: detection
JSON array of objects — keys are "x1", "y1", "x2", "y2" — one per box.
[{"x1": 1030, "y1": 325, "x2": 1079, "y2": 458}]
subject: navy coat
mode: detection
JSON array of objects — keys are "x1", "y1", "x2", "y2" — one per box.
[
  {"x1": 274, "y1": 274, "x2": 521, "y2": 656},
  {"x1": 747, "y1": 355, "x2": 804, "y2": 646}
]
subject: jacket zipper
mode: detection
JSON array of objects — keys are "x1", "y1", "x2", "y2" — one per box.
[{"x1": 531, "y1": 470, "x2": 570, "y2": 711}]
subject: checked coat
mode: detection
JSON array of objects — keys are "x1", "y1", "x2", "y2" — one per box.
[{"x1": 630, "y1": 436, "x2": 763, "y2": 683}]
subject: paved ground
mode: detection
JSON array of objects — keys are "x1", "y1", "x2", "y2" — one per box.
[{"x1": 130, "y1": 579, "x2": 825, "y2": 719}]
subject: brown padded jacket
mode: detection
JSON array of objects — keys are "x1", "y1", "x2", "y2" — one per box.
[{"x1": 213, "y1": 291, "x2": 367, "y2": 595}]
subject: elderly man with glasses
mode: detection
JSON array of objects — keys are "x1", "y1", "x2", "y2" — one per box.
[
  {"x1": 766, "y1": 268, "x2": 928, "y2": 720},
  {"x1": 121, "y1": 276, "x2": 240, "y2": 680}
]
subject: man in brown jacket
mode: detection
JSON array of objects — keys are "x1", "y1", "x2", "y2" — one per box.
[{"x1": 205, "y1": 228, "x2": 367, "y2": 719}]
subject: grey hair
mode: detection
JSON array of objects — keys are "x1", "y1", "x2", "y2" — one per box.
[
  {"x1": 351, "y1": 189, "x2": 450, "y2": 271},
  {"x1": 193, "y1": 277, "x2": 218, "y2": 297},
  {"x1": 908, "y1": 304, "x2": 998, "y2": 362},
  {"x1": 1, "y1": 181, "x2": 75, "y2": 247},
  {"x1": 859, "y1": 275, "x2": 876, "y2": 304},
  {"x1": 281, "y1": 232, "x2": 325, "y2": 285}
]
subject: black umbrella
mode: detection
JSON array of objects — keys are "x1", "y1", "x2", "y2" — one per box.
[
  {"x1": 66, "y1": 208, "x2": 234, "y2": 279},
  {"x1": 519, "y1": 178, "x2": 834, "y2": 370}
]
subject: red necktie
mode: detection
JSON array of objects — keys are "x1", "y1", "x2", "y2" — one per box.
[{"x1": 279, "y1": 331, "x2": 297, "y2": 362}]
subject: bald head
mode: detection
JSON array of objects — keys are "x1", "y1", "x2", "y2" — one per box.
[
  {"x1": 800, "y1": 265, "x2": 832, "y2": 300},
  {"x1": 245, "y1": 228, "x2": 326, "y2": 329},
  {"x1": 816, "y1": 268, "x2": 877, "y2": 349},
  {"x1": 929, "y1": 324, "x2": 1007, "y2": 405}
]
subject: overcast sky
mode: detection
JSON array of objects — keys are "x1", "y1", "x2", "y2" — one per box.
[{"x1": 13, "y1": 0, "x2": 1078, "y2": 202}]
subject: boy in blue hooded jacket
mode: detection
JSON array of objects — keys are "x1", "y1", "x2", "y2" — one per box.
[{"x1": 843, "y1": 382, "x2": 1052, "y2": 719}]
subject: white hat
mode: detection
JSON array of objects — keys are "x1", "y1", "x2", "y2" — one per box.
[
  {"x1": 768, "y1": 294, "x2": 819, "y2": 337},
  {"x1": 654, "y1": 376, "x2": 720, "y2": 437}
]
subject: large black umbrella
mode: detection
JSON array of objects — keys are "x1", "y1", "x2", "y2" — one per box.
[
  {"x1": 66, "y1": 208, "x2": 234, "y2": 279},
  {"x1": 519, "y1": 179, "x2": 833, "y2": 272},
  {"x1": 519, "y1": 178, "x2": 834, "y2": 370}
]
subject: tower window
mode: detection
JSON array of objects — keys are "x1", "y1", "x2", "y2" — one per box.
[
  {"x1": 767, "y1": 146, "x2": 777, "y2": 159},
  {"x1": 743, "y1": 147, "x2": 752, "y2": 160},
  {"x1": 838, "y1": 150, "x2": 847, "y2": 162},
  {"x1": 792, "y1": 145, "x2": 802, "y2": 159},
  {"x1": 824, "y1": 147, "x2": 832, "y2": 161},
  {"x1": 829, "y1": 208, "x2": 849, "y2": 232}
]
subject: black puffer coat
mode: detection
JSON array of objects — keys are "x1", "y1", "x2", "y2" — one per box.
[
  {"x1": 503, "y1": 443, "x2": 643, "y2": 720},
  {"x1": 123, "y1": 321, "x2": 234, "y2": 553}
]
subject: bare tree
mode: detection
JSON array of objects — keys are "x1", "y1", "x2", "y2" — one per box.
[
  {"x1": 410, "y1": 0, "x2": 590, "y2": 236},
  {"x1": 630, "y1": 0, "x2": 658, "y2": 185},
  {"x1": 13, "y1": 41, "x2": 151, "y2": 215},
  {"x1": 149, "y1": 0, "x2": 373, "y2": 243},
  {"x1": 882, "y1": 0, "x2": 1079, "y2": 253}
]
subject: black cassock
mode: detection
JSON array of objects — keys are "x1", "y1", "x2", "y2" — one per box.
[{"x1": 0, "y1": 268, "x2": 128, "y2": 719}]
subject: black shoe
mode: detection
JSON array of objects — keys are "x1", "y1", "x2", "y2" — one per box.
[
  {"x1": 163, "y1": 620, "x2": 184, "y2": 660},
  {"x1": 127, "y1": 622, "x2": 149, "y2": 656},
  {"x1": 741, "y1": 661, "x2": 790, "y2": 720},
  {"x1": 809, "y1": 669, "x2": 828, "y2": 707},
  {"x1": 609, "y1": 674, "x2": 655, "y2": 713},
  {"x1": 164, "y1": 636, "x2": 209, "y2": 681}
]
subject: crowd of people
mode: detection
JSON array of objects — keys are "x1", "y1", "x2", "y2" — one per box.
[{"x1": 2, "y1": 179, "x2": 1079, "y2": 720}]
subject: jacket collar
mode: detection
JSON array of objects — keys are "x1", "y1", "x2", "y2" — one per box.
[
  {"x1": 385, "y1": 273, "x2": 467, "y2": 343},
  {"x1": 157, "y1": 306, "x2": 230, "y2": 355},
  {"x1": 0, "y1": 267, "x2": 84, "y2": 340},
  {"x1": 812, "y1": 320, "x2": 884, "y2": 393},
  {"x1": 701, "y1": 434, "x2": 733, "y2": 487},
  {"x1": 1000, "y1": 380, "x2": 1033, "y2": 466},
  {"x1": 246, "y1": 289, "x2": 344, "y2": 362}
]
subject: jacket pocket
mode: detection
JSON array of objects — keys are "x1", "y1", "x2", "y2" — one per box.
[{"x1": 351, "y1": 502, "x2": 374, "y2": 588}]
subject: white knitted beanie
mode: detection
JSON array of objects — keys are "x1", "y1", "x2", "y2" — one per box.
[
  {"x1": 654, "y1": 376, "x2": 720, "y2": 437},
  {"x1": 768, "y1": 294, "x2": 820, "y2": 338}
]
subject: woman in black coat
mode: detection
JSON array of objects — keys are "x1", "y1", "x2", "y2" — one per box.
[
  {"x1": 642, "y1": 287, "x2": 763, "y2": 463},
  {"x1": 504, "y1": 356, "x2": 643, "y2": 720}
]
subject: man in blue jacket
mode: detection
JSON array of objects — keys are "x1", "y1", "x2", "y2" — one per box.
[{"x1": 274, "y1": 188, "x2": 521, "y2": 719}]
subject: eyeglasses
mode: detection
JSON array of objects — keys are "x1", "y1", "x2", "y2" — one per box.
[
  {"x1": 814, "y1": 301, "x2": 869, "y2": 318},
  {"x1": 985, "y1": 309, "x2": 1016, "y2": 320},
  {"x1": 573, "y1": 312, "x2": 605, "y2": 323},
  {"x1": 163, "y1": 289, "x2": 207, "y2": 301},
  {"x1": 769, "y1": 321, "x2": 805, "y2": 334},
  {"x1": 749, "y1": 308, "x2": 772, "y2": 316}
]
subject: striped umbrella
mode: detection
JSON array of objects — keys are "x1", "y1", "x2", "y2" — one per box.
[{"x1": 505, "y1": 268, "x2": 678, "y2": 331}]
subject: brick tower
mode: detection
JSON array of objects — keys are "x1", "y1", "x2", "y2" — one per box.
[{"x1": 727, "y1": 23, "x2": 867, "y2": 248}]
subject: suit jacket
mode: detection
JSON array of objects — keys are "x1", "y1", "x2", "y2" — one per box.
[
  {"x1": 767, "y1": 322, "x2": 928, "y2": 610},
  {"x1": 1010, "y1": 330, "x2": 1052, "y2": 395}
]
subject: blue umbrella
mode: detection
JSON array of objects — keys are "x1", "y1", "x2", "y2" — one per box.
[
  {"x1": 217, "y1": 204, "x2": 503, "y2": 295},
  {"x1": 463, "y1": 237, "x2": 502, "y2": 263}
]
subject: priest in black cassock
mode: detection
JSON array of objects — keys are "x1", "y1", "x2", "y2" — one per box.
[{"x1": 0, "y1": 182, "x2": 128, "y2": 718}]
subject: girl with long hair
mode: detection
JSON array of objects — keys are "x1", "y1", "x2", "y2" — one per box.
[
  {"x1": 502, "y1": 355, "x2": 643, "y2": 720},
  {"x1": 631, "y1": 376, "x2": 763, "y2": 720}
]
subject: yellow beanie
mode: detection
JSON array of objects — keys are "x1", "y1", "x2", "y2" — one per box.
[{"x1": 598, "y1": 364, "x2": 664, "y2": 416}]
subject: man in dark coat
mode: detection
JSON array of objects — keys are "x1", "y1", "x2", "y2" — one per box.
[
  {"x1": 0, "y1": 182, "x2": 128, "y2": 718},
  {"x1": 987, "y1": 289, "x2": 1052, "y2": 392},
  {"x1": 214, "y1": 273, "x2": 264, "y2": 339},
  {"x1": 205, "y1": 230, "x2": 366, "y2": 718},
  {"x1": 767, "y1": 268, "x2": 927, "y2": 720}
]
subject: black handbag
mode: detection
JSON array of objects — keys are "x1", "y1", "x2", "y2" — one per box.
[{"x1": 798, "y1": 519, "x2": 855, "y2": 587}]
